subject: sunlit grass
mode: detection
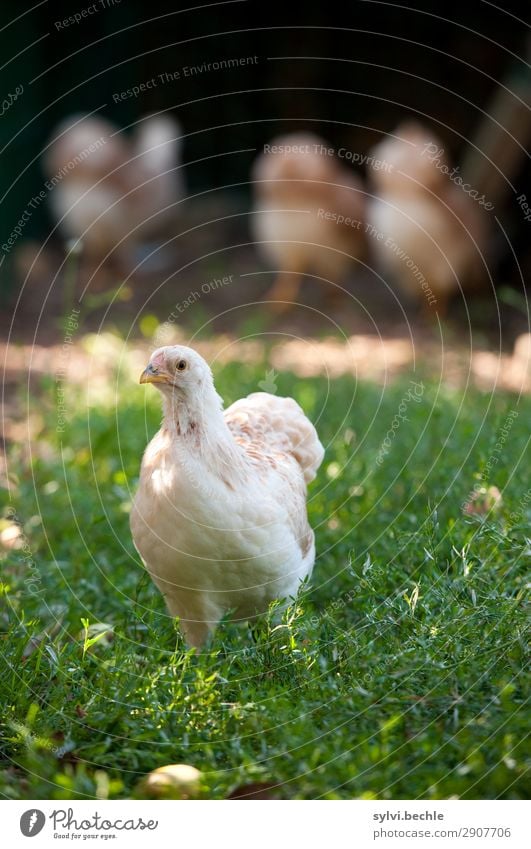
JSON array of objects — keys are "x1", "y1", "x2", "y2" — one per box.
[{"x1": 0, "y1": 354, "x2": 529, "y2": 799}]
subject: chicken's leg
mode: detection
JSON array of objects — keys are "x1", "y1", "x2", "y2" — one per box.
[
  {"x1": 162, "y1": 589, "x2": 214, "y2": 649},
  {"x1": 179, "y1": 619, "x2": 212, "y2": 650},
  {"x1": 263, "y1": 270, "x2": 303, "y2": 313}
]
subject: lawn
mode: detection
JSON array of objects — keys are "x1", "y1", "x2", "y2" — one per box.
[{"x1": 0, "y1": 347, "x2": 529, "y2": 799}]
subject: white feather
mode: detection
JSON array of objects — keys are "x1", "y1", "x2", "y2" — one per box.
[{"x1": 130, "y1": 346, "x2": 324, "y2": 647}]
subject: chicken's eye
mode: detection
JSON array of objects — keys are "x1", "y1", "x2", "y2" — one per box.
[{"x1": 176, "y1": 359, "x2": 187, "y2": 372}]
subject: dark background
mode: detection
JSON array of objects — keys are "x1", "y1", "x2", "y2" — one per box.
[{"x1": 1, "y1": 0, "x2": 530, "y2": 299}]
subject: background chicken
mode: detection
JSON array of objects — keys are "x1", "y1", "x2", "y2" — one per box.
[
  {"x1": 43, "y1": 112, "x2": 182, "y2": 275},
  {"x1": 367, "y1": 121, "x2": 489, "y2": 315},
  {"x1": 252, "y1": 132, "x2": 366, "y2": 309},
  {"x1": 130, "y1": 345, "x2": 324, "y2": 648}
]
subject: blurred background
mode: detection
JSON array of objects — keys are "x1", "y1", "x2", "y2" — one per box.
[{"x1": 1, "y1": 0, "x2": 530, "y2": 366}]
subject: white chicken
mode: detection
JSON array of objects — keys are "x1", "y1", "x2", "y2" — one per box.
[
  {"x1": 367, "y1": 121, "x2": 487, "y2": 314},
  {"x1": 130, "y1": 345, "x2": 324, "y2": 648},
  {"x1": 252, "y1": 132, "x2": 366, "y2": 309},
  {"x1": 44, "y1": 112, "x2": 182, "y2": 273}
]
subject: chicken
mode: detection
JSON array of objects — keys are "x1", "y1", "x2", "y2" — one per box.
[
  {"x1": 130, "y1": 345, "x2": 324, "y2": 647},
  {"x1": 367, "y1": 121, "x2": 488, "y2": 315},
  {"x1": 43, "y1": 112, "x2": 182, "y2": 274},
  {"x1": 251, "y1": 133, "x2": 366, "y2": 309}
]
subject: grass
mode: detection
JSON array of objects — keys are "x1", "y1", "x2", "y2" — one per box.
[{"x1": 0, "y1": 346, "x2": 529, "y2": 799}]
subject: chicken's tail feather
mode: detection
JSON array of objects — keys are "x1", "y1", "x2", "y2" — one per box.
[{"x1": 225, "y1": 392, "x2": 325, "y2": 484}]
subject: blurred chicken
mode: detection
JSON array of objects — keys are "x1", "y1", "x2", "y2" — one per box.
[
  {"x1": 43, "y1": 113, "x2": 182, "y2": 274},
  {"x1": 367, "y1": 122, "x2": 488, "y2": 315},
  {"x1": 252, "y1": 133, "x2": 366, "y2": 310},
  {"x1": 461, "y1": 35, "x2": 531, "y2": 209}
]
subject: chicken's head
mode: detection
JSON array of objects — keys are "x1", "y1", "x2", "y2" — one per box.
[
  {"x1": 140, "y1": 345, "x2": 214, "y2": 395},
  {"x1": 369, "y1": 121, "x2": 448, "y2": 194}
]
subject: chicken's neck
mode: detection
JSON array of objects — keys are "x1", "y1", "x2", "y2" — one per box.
[{"x1": 161, "y1": 391, "x2": 247, "y2": 484}]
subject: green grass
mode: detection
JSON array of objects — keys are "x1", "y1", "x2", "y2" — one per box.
[{"x1": 0, "y1": 353, "x2": 529, "y2": 799}]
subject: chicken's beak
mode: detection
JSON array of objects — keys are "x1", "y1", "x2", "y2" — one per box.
[{"x1": 140, "y1": 364, "x2": 168, "y2": 385}]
